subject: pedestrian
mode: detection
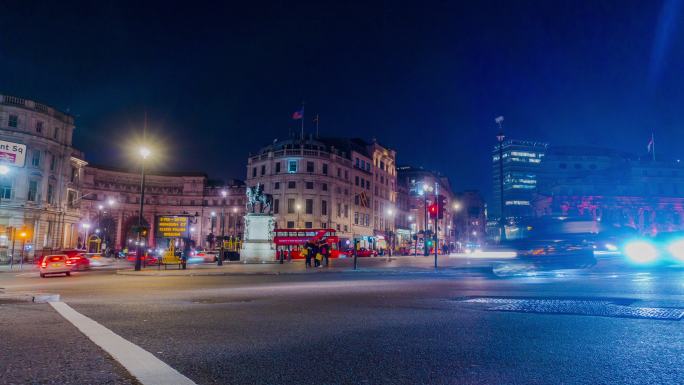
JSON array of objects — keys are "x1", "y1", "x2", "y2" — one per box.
[
  {"x1": 313, "y1": 243, "x2": 321, "y2": 268},
  {"x1": 303, "y1": 244, "x2": 311, "y2": 267},
  {"x1": 321, "y1": 242, "x2": 329, "y2": 267}
]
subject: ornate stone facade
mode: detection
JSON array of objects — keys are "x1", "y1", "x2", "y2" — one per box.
[
  {"x1": 0, "y1": 94, "x2": 85, "y2": 261},
  {"x1": 80, "y1": 165, "x2": 246, "y2": 250}
]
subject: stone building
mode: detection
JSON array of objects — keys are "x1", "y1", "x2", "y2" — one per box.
[
  {"x1": 0, "y1": 94, "x2": 85, "y2": 261},
  {"x1": 396, "y1": 166, "x2": 456, "y2": 250},
  {"x1": 246, "y1": 137, "x2": 397, "y2": 250},
  {"x1": 80, "y1": 165, "x2": 246, "y2": 250},
  {"x1": 533, "y1": 145, "x2": 684, "y2": 235}
]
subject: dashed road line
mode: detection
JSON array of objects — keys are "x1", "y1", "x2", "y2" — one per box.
[{"x1": 49, "y1": 301, "x2": 196, "y2": 385}]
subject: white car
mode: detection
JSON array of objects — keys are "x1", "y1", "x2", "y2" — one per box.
[
  {"x1": 40, "y1": 255, "x2": 71, "y2": 278},
  {"x1": 84, "y1": 253, "x2": 114, "y2": 267}
]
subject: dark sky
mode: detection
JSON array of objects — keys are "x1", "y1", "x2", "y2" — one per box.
[{"x1": 1, "y1": 1, "x2": 683, "y2": 200}]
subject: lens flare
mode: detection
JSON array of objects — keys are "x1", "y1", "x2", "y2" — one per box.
[
  {"x1": 624, "y1": 240, "x2": 658, "y2": 264},
  {"x1": 667, "y1": 239, "x2": 684, "y2": 261}
]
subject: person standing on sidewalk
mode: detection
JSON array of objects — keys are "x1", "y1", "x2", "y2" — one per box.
[{"x1": 303, "y1": 244, "x2": 311, "y2": 267}]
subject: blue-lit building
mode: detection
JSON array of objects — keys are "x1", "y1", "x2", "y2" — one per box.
[{"x1": 491, "y1": 139, "x2": 548, "y2": 219}]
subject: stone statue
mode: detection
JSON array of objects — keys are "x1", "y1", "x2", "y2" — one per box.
[{"x1": 246, "y1": 183, "x2": 273, "y2": 214}]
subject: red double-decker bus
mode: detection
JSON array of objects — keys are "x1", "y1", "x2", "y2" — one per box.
[{"x1": 273, "y1": 228, "x2": 341, "y2": 259}]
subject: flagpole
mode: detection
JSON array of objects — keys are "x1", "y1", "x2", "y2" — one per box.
[
  {"x1": 652, "y1": 132, "x2": 656, "y2": 162},
  {"x1": 300, "y1": 106, "x2": 304, "y2": 140}
]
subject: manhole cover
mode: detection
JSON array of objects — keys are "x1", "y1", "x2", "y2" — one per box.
[{"x1": 460, "y1": 297, "x2": 684, "y2": 320}]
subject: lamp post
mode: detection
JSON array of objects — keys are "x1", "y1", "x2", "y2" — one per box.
[
  {"x1": 218, "y1": 190, "x2": 227, "y2": 266},
  {"x1": 452, "y1": 202, "x2": 461, "y2": 251},
  {"x1": 421, "y1": 183, "x2": 433, "y2": 256},
  {"x1": 81, "y1": 223, "x2": 91, "y2": 250},
  {"x1": 409, "y1": 215, "x2": 417, "y2": 257},
  {"x1": 210, "y1": 211, "x2": 216, "y2": 250},
  {"x1": 296, "y1": 203, "x2": 302, "y2": 228},
  {"x1": 18, "y1": 230, "x2": 27, "y2": 270},
  {"x1": 135, "y1": 146, "x2": 150, "y2": 271},
  {"x1": 232, "y1": 207, "x2": 238, "y2": 238},
  {"x1": 496, "y1": 116, "x2": 506, "y2": 242},
  {"x1": 385, "y1": 208, "x2": 394, "y2": 259}
]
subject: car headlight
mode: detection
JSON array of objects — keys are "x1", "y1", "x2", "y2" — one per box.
[
  {"x1": 605, "y1": 243, "x2": 618, "y2": 252},
  {"x1": 623, "y1": 240, "x2": 658, "y2": 264},
  {"x1": 667, "y1": 239, "x2": 684, "y2": 261}
]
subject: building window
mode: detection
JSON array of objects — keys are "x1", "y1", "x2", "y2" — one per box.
[
  {"x1": 53, "y1": 127, "x2": 59, "y2": 140},
  {"x1": 306, "y1": 161, "x2": 314, "y2": 173},
  {"x1": 252, "y1": 167, "x2": 257, "y2": 177},
  {"x1": 47, "y1": 184, "x2": 55, "y2": 204},
  {"x1": 355, "y1": 176, "x2": 359, "y2": 186},
  {"x1": 273, "y1": 199, "x2": 279, "y2": 214},
  {"x1": 344, "y1": 204, "x2": 349, "y2": 217},
  {"x1": 354, "y1": 195, "x2": 360, "y2": 205},
  {"x1": 337, "y1": 168, "x2": 341, "y2": 177},
  {"x1": 8, "y1": 115, "x2": 17, "y2": 128},
  {"x1": 305, "y1": 221, "x2": 313, "y2": 229},
  {"x1": 305, "y1": 199, "x2": 313, "y2": 214},
  {"x1": 354, "y1": 212, "x2": 359, "y2": 225},
  {"x1": 288, "y1": 160, "x2": 297, "y2": 173},
  {"x1": 49, "y1": 154, "x2": 57, "y2": 171},
  {"x1": 31, "y1": 150, "x2": 41, "y2": 167},
  {"x1": 275, "y1": 162, "x2": 281, "y2": 173},
  {"x1": 322, "y1": 163, "x2": 328, "y2": 175},
  {"x1": 71, "y1": 167, "x2": 78, "y2": 182},
  {"x1": 321, "y1": 222, "x2": 327, "y2": 228},
  {"x1": 261, "y1": 165, "x2": 266, "y2": 175},
  {"x1": 322, "y1": 183, "x2": 327, "y2": 191},
  {"x1": 0, "y1": 177, "x2": 13, "y2": 199},
  {"x1": 67, "y1": 190, "x2": 77, "y2": 207},
  {"x1": 288, "y1": 181, "x2": 296, "y2": 189},
  {"x1": 306, "y1": 181, "x2": 314, "y2": 189},
  {"x1": 287, "y1": 198, "x2": 295, "y2": 214},
  {"x1": 274, "y1": 182, "x2": 280, "y2": 190},
  {"x1": 27, "y1": 180, "x2": 39, "y2": 202},
  {"x1": 287, "y1": 221, "x2": 295, "y2": 228},
  {"x1": 321, "y1": 200, "x2": 327, "y2": 215},
  {"x1": 36, "y1": 121, "x2": 43, "y2": 133},
  {"x1": 344, "y1": 170, "x2": 349, "y2": 180}
]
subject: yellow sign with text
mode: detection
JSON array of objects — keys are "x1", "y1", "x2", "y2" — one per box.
[{"x1": 155, "y1": 216, "x2": 190, "y2": 238}]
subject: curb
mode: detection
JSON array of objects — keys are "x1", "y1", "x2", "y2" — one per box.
[
  {"x1": 0, "y1": 292, "x2": 60, "y2": 303},
  {"x1": 115, "y1": 266, "x2": 491, "y2": 277}
]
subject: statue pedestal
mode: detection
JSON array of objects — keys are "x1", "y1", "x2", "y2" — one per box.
[{"x1": 240, "y1": 213, "x2": 275, "y2": 263}]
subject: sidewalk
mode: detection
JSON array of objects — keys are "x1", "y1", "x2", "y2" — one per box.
[{"x1": 116, "y1": 255, "x2": 496, "y2": 276}]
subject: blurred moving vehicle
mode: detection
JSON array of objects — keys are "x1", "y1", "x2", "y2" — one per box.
[
  {"x1": 194, "y1": 250, "x2": 218, "y2": 263},
  {"x1": 345, "y1": 248, "x2": 378, "y2": 257},
  {"x1": 40, "y1": 255, "x2": 71, "y2": 277},
  {"x1": 126, "y1": 253, "x2": 159, "y2": 266},
  {"x1": 84, "y1": 253, "x2": 114, "y2": 267},
  {"x1": 621, "y1": 231, "x2": 684, "y2": 266},
  {"x1": 67, "y1": 254, "x2": 90, "y2": 271}
]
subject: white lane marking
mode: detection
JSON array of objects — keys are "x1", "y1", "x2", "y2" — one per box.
[{"x1": 49, "y1": 301, "x2": 196, "y2": 385}]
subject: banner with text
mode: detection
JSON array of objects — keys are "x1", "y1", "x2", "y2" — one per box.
[
  {"x1": 0, "y1": 140, "x2": 27, "y2": 167},
  {"x1": 155, "y1": 215, "x2": 191, "y2": 238}
]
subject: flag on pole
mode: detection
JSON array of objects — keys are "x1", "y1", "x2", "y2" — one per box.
[
  {"x1": 292, "y1": 107, "x2": 304, "y2": 120},
  {"x1": 647, "y1": 132, "x2": 655, "y2": 161}
]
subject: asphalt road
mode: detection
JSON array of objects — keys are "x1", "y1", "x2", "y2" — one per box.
[{"x1": 2, "y1": 257, "x2": 684, "y2": 385}]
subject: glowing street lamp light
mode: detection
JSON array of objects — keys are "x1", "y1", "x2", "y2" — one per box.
[
  {"x1": 0, "y1": 164, "x2": 9, "y2": 175},
  {"x1": 135, "y1": 146, "x2": 151, "y2": 271}
]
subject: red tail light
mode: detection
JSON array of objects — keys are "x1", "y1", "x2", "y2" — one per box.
[
  {"x1": 41, "y1": 262, "x2": 47, "y2": 268},
  {"x1": 66, "y1": 260, "x2": 74, "y2": 265}
]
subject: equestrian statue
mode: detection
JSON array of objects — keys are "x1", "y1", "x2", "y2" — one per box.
[{"x1": 246, "y1": 183, "x2": 273, "y2": 214}]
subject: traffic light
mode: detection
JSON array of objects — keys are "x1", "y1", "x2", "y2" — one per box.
[
  {"x1": 437, "y1": 195, "x2": 447, "y2": 219},
  {"x1": 428, "y1": 203, "x2": 438, "y2": 219}
]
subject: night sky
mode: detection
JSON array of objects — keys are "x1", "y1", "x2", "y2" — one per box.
[{"x1": 1, "y1": 1, "x2": 683, "y2": 201}]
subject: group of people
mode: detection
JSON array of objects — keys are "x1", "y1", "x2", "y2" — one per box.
[{"x1": 300, "y1": 241, "x2": 330, "y2": 268}]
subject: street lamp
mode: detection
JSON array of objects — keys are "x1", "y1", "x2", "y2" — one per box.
[
  {"x1": 232, "y1": 207, "x2": 238, "y2": 237},
  {"x1": 218, "y1": 190, "x2": 227, "y2": 266},
  {"x1": 421, "y1": 183, "x2": 433, "y2": 256},
  {"x1": 135, "y1": 146, "x2": 150, "y2": 271},
  {"x1": 81, "y1": 223, "x2": 91, "y2": 250},
  {"x1": 496, "y1": 116, "x2": 506, "y2": 242},
  {"x1": 296, "y1": 203, "x2": 302, "y2": 228},
  {"x1": 385, "y1": 208, "x2": 394, "y2": 257}
]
